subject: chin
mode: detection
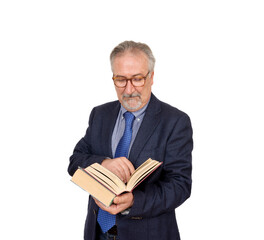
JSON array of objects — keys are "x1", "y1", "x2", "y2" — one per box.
[{"x1": 123, "y1": 99, "x2": 142, "y2": 111}]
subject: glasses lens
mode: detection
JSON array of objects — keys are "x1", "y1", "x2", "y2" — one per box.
[
  {"x1": 113, "y1": 74, "x2": 147, "y2": 87},
  {"x1": 132, "y1": 77, "x2": 145, "y2": 87},
  {"x1": 114, "y1": 78, "x2": 127, "y2": 87}
]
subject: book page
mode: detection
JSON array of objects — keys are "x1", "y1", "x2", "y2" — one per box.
[
  {"x1": 87, "y1": 163, "x2": 126, "y2": 193},
  {"x1": 126, "y1": 160, "x2": 162, "y2": 191},
  {"x1": 128, "y1": 159, "x2": 157, "y2": 182},
  {"x1": 126, "y1": 164, "x2": 158, "y2": 191},
  {"x1": 129, "y1": 158, "x2": 153, "y2": 179},
  {"x1": 71, "y1": 168, "x2": 116, "y2": 207},
  {"x1": 86, "y1": 167, "x2": 120, "y2": 194}
]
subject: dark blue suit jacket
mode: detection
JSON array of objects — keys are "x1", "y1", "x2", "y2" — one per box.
[{"x1": 68, "y1": 93, "x2": 193, "y2": 240}]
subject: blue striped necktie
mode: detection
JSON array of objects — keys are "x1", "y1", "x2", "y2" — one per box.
[{"x1": 97, "y1": 111, "x2": 135, "y2": 233}]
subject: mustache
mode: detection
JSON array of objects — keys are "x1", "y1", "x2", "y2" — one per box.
[{"x1": 123, "y1": 93, "x2": 141, "y2": 98}]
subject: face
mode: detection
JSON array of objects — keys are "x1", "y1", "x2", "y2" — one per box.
[{"x1": 112, "y1": 51, "x2": 154, "y2": 112}]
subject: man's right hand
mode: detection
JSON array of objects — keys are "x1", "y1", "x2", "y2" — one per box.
[{"x1": 101, "y1": 157, "x2": 135, "y2": 183}]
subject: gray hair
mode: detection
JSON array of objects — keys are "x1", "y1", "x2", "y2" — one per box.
[{"x1": 110, "y1": 41, "x2": 156, "y2": 73}]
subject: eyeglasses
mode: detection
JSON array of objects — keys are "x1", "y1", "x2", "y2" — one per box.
[{"x1": 112, "y1": 71, "x2": 150, "y2": 88}]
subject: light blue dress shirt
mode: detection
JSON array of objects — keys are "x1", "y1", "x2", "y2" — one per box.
[{"x1": 111, "y1": 101, "x2": 149, "y2": 158}]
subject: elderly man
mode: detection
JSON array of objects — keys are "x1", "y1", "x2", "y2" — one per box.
[{"x1": 68, "y1": 41, "x2": 193, "y2": 240}]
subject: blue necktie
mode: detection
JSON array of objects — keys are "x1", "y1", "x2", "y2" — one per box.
[{"x1": 97, "y1": 111, "x2": 135, "y2": 233}]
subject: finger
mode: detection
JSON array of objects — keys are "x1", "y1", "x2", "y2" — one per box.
[
  {"x1": 113, "y1": 163, "x2": 127, "y2": 182},
  {"x1": 113, "y1": 158, "x2": 131, "y2": 182},
  {"x1": 113, "y1": 195, "x2": 122, "y2": 205},
  {"x1": 101, "y1": 158, "x2": 134, "y2": 182},
  {"x1": 102, "y1": 159, "x2": 125, "y2": 181},
  {"x1": 93, "y1": 197, "x2": 120, "y2": 215},
  {"x1": 118, "y1": 163, "x2": 131, "y2": 183},
  {"x1": 113, "y1": 193, "x2": 134, "y2": 209},
  {"x1": 94, "y1": 198, "x2": 117, "y2": 212},
  {"x1": 121, "y1": 157, "x2": 135, "y2": 175},
  {"x1": 113, "y1": 192, "x2": 130, "y2": 205}
]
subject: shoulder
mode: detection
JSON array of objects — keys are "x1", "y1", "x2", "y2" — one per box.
[
  {"x1": 87, "y1": 100, "x2": 120, "y2": 126},
  {"x1": 150, "y1": 93, "x2": 191, "y2": 121},
  {"x1": 161, "y1": 100, "x2": 190, "y2": 120},
  {"x1": 91, "y1": 100, "x2": 120, "y2": 114},
  {"x1": 152, "y1": 96, "x2": 193, "y2": 139}
]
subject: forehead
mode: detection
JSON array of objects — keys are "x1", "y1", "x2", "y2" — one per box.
[{"x1": 112, "y1": 51, "x2": 149, "y2": 74}]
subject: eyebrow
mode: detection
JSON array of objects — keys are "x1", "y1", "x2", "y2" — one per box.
[{"x1": 114, "y1": 73, "x2": 144, "y2": 78}]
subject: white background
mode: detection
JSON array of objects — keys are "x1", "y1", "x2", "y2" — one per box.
[{"x1": 1, "y1": 0, "x2": 263, "y2": 239}]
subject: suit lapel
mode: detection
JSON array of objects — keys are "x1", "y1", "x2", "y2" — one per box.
[
  {"x1": 129, "y1": 94, "x2": 161, "y2": 165},
  {"x1": 102, "y1": 101, "x2": 120, "y2": 158}
]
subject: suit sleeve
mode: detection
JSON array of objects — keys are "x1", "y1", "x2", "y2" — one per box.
[
  {"x1": 67, "y1": 108, "x2": 108, "y2": 176},
  {"x1": 128, "y1": 114, "x2": 193, "y2": 218}
]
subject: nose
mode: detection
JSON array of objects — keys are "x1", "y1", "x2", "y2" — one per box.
[{"x1": 124, "y1": 79, "x2": 135, "y2": 94}]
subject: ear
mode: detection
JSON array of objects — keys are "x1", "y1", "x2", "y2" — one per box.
[{"x1": 150, "y1": 71, "x2": 154, "y2": 86}]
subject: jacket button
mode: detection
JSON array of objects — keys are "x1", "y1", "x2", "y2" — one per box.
[
  {"x1": 93, "y1": 209, "x2": 97, "y2": 215},
  {"x1": 130, "y1": 217, "x2": 142, "y2": 220}
]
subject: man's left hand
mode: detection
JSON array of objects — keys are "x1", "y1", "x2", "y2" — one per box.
[{"x1": 94, "y1": 192, "x2": 134, "y2": 215}]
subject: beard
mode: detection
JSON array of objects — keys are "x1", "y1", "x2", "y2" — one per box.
[{"x1": 122, "y1": 93, "x2": 142, "y2": 111}]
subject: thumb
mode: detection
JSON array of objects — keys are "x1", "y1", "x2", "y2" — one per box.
[{"x1": 113, "y1": 195, "x2": 124, "y2": 205}]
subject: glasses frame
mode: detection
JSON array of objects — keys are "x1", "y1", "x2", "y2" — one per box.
[{"x1": 112, "y1": 71, "x2": 150, "y2": 88}]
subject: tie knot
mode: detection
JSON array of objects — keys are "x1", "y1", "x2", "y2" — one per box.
[{"x1": 124, "y1": 111, "x2": 135, "y2": 124}]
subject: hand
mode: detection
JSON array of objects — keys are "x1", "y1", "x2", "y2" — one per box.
[
  {"x1": 94, "y1": 192, "x2": 134, "y2": 215},
  {"x1": 101, "y1": 157, "x2": 135, "y2": 183}
]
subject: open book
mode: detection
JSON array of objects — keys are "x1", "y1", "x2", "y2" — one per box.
[{"x1": 71, "y1": 158, "x2": 162, "y2": 206}]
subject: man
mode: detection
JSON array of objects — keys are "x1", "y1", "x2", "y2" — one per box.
[{"x1": 68, "y1": 41, "x2": 193, "y2": 240}]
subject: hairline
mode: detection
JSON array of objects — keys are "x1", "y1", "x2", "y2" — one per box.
[{"x1": 110, "y1": 41, "x2": 155, "y2": 74}]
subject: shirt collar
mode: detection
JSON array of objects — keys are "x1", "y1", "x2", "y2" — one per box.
[{"x1": 120, "y1": 99, "x2": 150, "y2": 119}]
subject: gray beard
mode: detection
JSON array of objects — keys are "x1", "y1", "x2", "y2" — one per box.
[{"x1": 122, "y1": 94, "x2": 142, "y2": 111}]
